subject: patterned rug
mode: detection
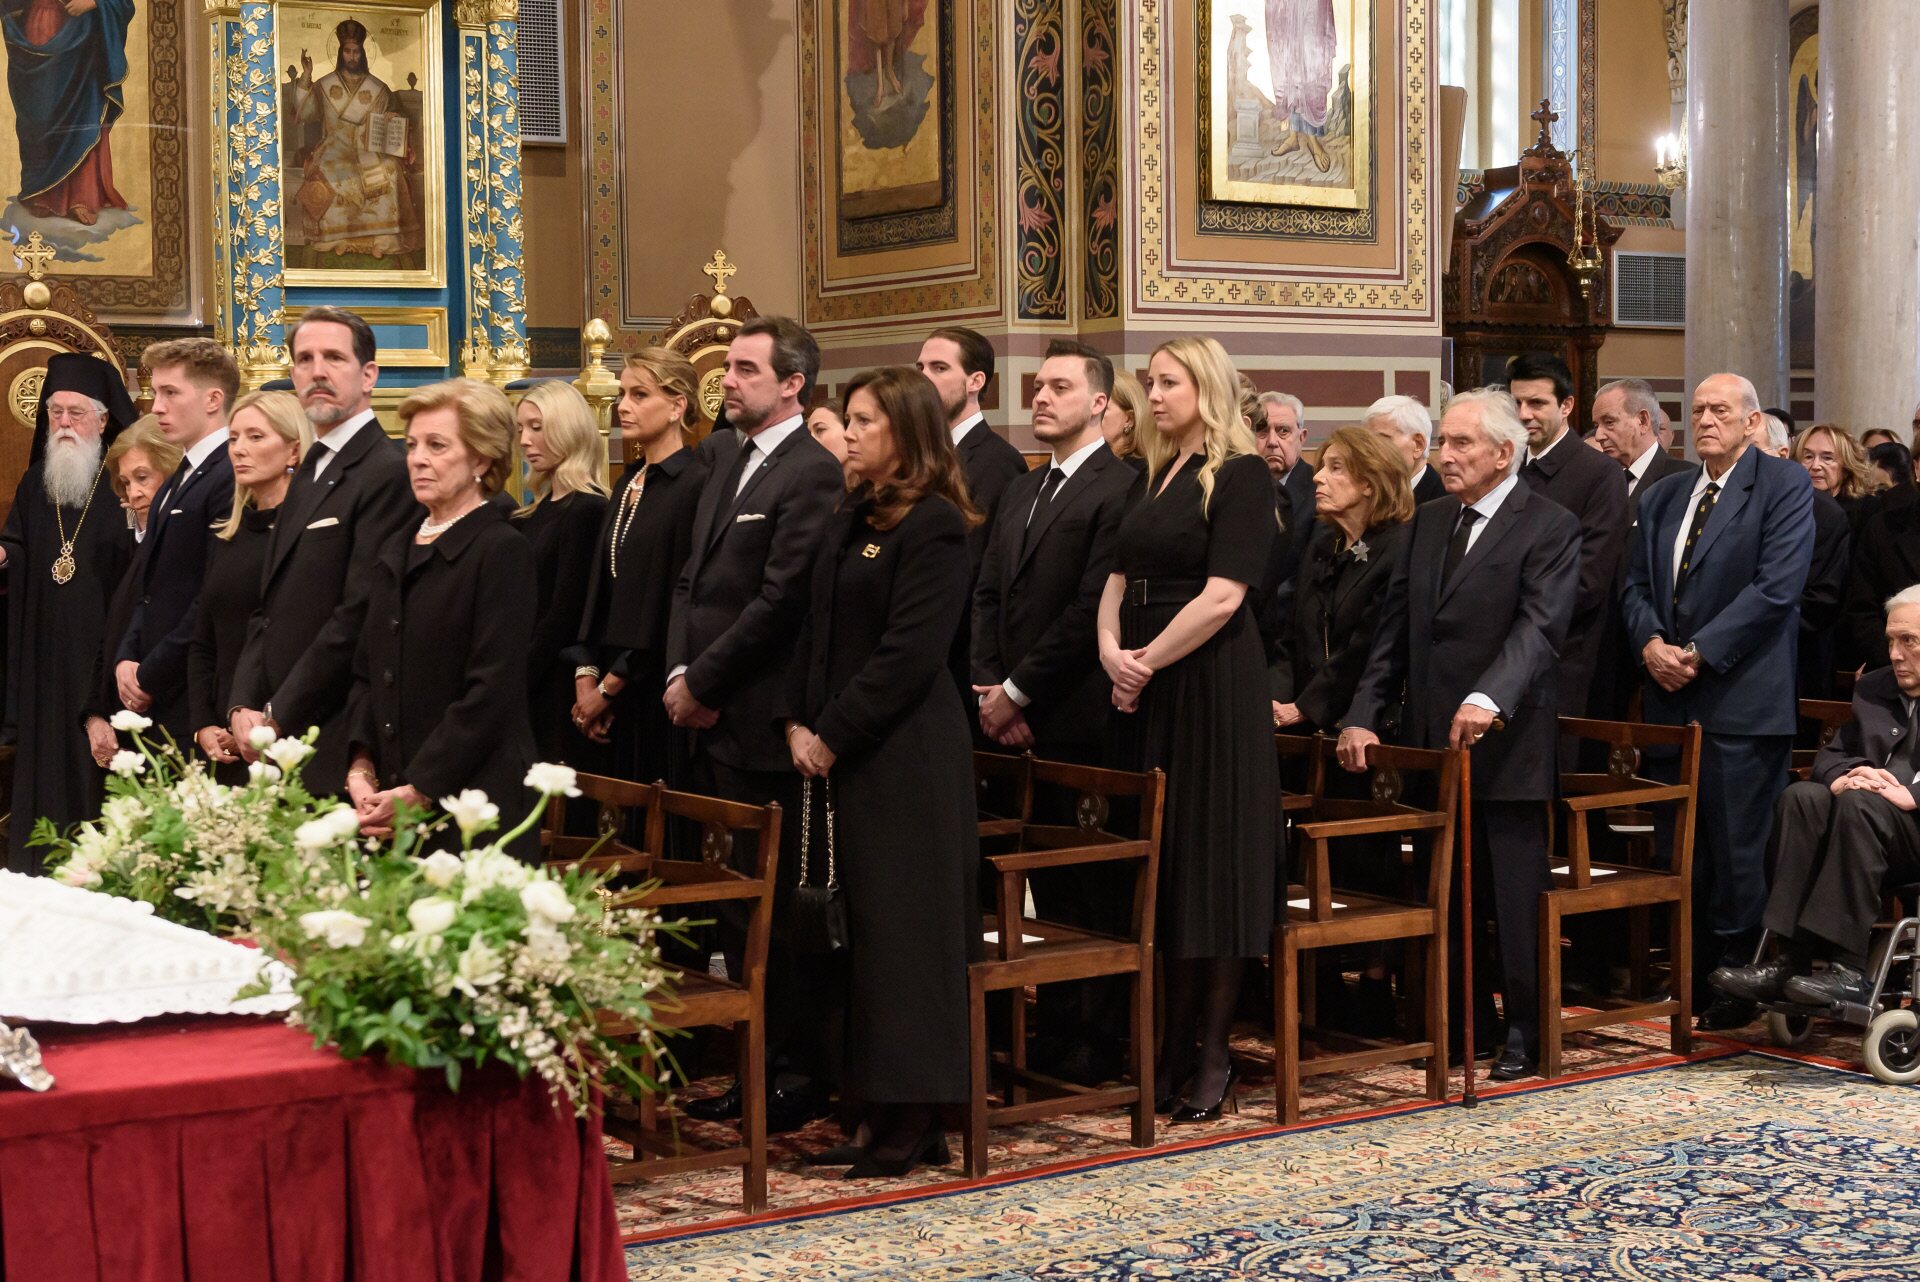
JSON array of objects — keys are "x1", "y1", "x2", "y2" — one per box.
[{"x1": 623, "y1": 1049, "x2": 1920, "y2": 1280}]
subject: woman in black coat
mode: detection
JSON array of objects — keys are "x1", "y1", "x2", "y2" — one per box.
[
  {"x1": 187, "y1": 391, "x2": 310, "y2": 784},
  {"x1": 783, "y1": 366, "x2": 979, "y2": 1179},
  {"x1": 563, "y1": 349, "x2": 707, "y2": 789},
  {"x1": 510, "y1": 382, "x2": 609, "y2": 768},
  {"x1": 346, "y1": 379, "x2": 539, "y2": 857}
]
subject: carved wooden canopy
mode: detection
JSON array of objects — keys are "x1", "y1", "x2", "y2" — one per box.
[
  {"x1": 1443, "y1": 103, "x2": 1621, "y2": 431},
  {"x1": 653, "y1": 250, "x2": 763, "y2": 443}
]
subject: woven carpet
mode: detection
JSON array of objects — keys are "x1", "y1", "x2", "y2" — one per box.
[{"x1": 626, "y1": 1049, "x2": 1920, "y2": 1280}]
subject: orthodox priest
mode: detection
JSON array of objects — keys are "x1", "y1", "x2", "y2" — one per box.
[{"x1": 0, "y1": 353, "x2": 136, "y2": 873}]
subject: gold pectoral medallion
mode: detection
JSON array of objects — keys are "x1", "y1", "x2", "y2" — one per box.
[{"x1": 51, "y1": 544, "x2": 75, "y2": 585}]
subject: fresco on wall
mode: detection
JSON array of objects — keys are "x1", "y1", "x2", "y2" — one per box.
[
  {"x1": 1787, "y1": 6, "x2": 1816, "y2": 372},
  {"x1": 1204, "y1": 0, "x2": 1372, "y2": 211},
  {"x1": 837, "y1": 0, "x2": 943, "y2": 219}
]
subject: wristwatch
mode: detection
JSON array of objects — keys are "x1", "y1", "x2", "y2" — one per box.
[{"x1": 1682, "y1": 642, "x2": 1700, "y2": 661}]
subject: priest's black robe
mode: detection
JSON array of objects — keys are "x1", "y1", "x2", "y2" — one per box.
[{"x1": 1, "y1": 465, "x2": 134, "y2": 873}]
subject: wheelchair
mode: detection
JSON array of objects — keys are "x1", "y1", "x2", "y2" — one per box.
[{"x1": 1750, "y1": 905, "x2": 1920, "y2": 1085}]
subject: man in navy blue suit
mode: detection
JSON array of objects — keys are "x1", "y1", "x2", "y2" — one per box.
[
  {"x1": 115, "y1": 339, "x2": 238, "y2": 745},
  {"x1": 1622, "y1": 371, "x2": 1816, "y2": 1030}
]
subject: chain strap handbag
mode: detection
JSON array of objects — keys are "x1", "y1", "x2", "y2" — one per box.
[{"x1": 789, "y1": 776, "x2": 849, "y2": 955}]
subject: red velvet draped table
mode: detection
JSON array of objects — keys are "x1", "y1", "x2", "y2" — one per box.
[{"x1": 0, "y1": 1017, "x2": 627, "y2": 1282}]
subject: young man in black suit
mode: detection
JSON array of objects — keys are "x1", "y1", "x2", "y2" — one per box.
[
  {"x1": 971, "y1": 339, "x2": 1139, "y2": 1079},
  {"x1": 1511, "y1": 353, "x2": 1629, "y2": 733},
  {"x1": 1364, "y1": 394, "x2": 1445, "y2": 505},
  {"x1": 228, "y1": 307, "x2": 419, "y2": 794},
  {"x1": 114, "y1": 339, "x2": 238, "y2": 745},
  {"x1": 1342, "y1": 387, "x2": 1581, "y2": 1081},
  {"x1": 666, "y1": 315, "x2": 844, "y2": 1131}
]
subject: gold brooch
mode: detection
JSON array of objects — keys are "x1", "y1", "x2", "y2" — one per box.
[{"x1": 862, "y1": 543, "x2": 880, "y2": 558}]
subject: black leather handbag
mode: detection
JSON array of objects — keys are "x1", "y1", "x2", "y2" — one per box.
[{"x1": 789, "y1": 776, "x2": 848, "y2": 955}]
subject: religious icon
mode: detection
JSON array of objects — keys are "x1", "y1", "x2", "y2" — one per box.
[
  {"x1": 1203, "y1": 0, "x2": 1373, "y2": 211},
  {"x1": 277, "y1": 0, "x2": 444, "y2": 287},
  {"x1": 2, "y1": 0, "x2": 131, "y2": 228},
  {"x1": 835, "y1": 0, "x2": 946, "y2": 221}
]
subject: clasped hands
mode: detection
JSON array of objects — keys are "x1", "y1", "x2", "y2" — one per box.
[
  {"x1": 572, "y1": 673, "x2": 619, "y2": 743},
  {"x1": 1643, "y1": 638, "x2": 1700, "y2": 693},
  {"x1": 663, "y1": 674, "x2": 719, "y2": 730},
  {"x1": 972, "y1": 684, "x2": 1034, "y2": 749},
  {"x1": 785, "y1": 723, "x2": 836, "y2": 778},
  {"x1": 1101, "y1": 641, "x2": 1154, "y2": 714},
  {"x1": 1831, "y1": 765, "x2": 1918, "y2": 812},
  {"x1": 346, "y1": 765, "x2": 425, "y2": 838}
]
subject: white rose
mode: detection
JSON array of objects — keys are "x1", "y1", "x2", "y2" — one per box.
[
  {"x1": 440, "y1": 789, "x2": 500, "y2": 840},
  {"x1": 299, "y1": 909, "x2": 371, "y2": 949},
  {"x1": 263, "y1": 737, "x2": 312, "y2": 771},
  {"x1": 247, "y1": 761, "x2": 283, "y2": 785},
  {"x1": 524, "y1": 921, "x2": 574, "y2": 964},
  {"x1": 109, "y1": 710, "x2": 152, "y2": 733},
  {"x1": 460, "y1": 848, "x2": 532, "y2": 900},
  {"x1": 294, "y1": 807, "x2": 362, "y2": 852},
  {"x1": 418, "y1": 850, "x2": 463, "y2": 889},
  {"x1": 523, "y1": 762, "x2": 581, "y2": 798},
  {"x1": 108, "y1": 750, "x2": 146, "y2": 778},
  {"x1": 519, "y1": 877, "x2": 577, "y2": 925},
  {"x1": 407, "y1": 895, "x2": 458, "y2": 935},
  {"x1": 248, "y1": 725, "x2": 278, "y2": 751},
  {"x1": 453, "y1": 937, "x2": 505, "y2": 994}
]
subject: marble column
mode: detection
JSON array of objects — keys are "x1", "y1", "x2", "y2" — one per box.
[
  {"x1": 1684, "y1": 0, "x2": 1788, "y2": 416},
  {"x1": 1813, "y1": 0, "x2": 1920, "y2": 432}
]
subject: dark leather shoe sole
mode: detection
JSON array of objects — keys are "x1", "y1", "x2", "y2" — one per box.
[
  {"x1": 1488, "y1": 1053, "x2": 1536, "y2": 1082},
  {"x1": 1696, "y1": 998, "x2": 1759, "y2": 1031},
  {"x1": 680, "y1": 1084, "x2": 743, "y2": 1122}
]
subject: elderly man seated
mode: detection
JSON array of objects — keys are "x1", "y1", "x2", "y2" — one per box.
[{"x1": 1713, "y1": 586, "x2": 1920, "y2": 1010}]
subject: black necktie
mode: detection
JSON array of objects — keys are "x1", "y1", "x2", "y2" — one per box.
[
  {"x1": 1674, "y1": 481, "x2": 1720, "y2": 601},
  {"x1": 1440, "y1": 506, "x2": 1482, "y2": 590},
  {"x1": 150, "y1": 460, "x2": 193, "y2": 530},
  {"x1": 297, "y1": 440, "x2": 331, "y2": 480},
  {"x1": 1890, "y1": 702, "x2": 1920, "y2": 786},
  {"x1": 1028, "y1": 467, "x2": 1065, "y2": 525}
]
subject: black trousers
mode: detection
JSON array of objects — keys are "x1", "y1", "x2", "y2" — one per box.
[
  {"x1": 705, "y1": 757, "x2": 845, "y2": 1090},
  {"x1": 1763, "y1": 780, "x2": 1920, "y2": 964},
  {"x1": 1452, "y1": 800, "x2": 1551, "y2": 1048}
]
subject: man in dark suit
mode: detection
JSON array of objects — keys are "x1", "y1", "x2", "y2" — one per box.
[
  {"x1": 971, "y1": 338, "x2": 1138, "y2": 1077},
  {"x1": 1593, "y1": 378, "x2": 1695, "y2": 520},
  {"x1": 1713, "y1": 589, "x2": 1920, "y2": 1010},
  {"x1": 918, "y1": 326, "x2": 1028, "y2": 701},
  {"x1": 114, "y1": 339, "x2": 238, "y2": 745},
  {"x1": 229, "y1": 307, "x2": 418, "y2": 794},
  {"x1": 1342, "y1": 387, "x2": 1580, "y2": 1081},
  {"x1": 666, "y1": 315, "x2": 843, "y2": 1130},
  {"x1": 1622, "y1": 372, "x2": 1816, "y2": 1030},
  {"x1": 1253, "y1": 390, "x2": 1316, "y2": 650},
  {"x1": 1511, "y1": 353, "x2": 1629, "y2": 731},
  {"x1": 1364, "y1": 394, "x2": 1444, "y2": 505}
]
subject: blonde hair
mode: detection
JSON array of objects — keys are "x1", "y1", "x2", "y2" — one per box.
[
  {"x1": 1106, "y1": 373, "x2": 1144, "y2": 454},
  {"x1": 216, "y1": 390, "x2": 311, "y2": 540},
  {"x1": 1318, "y1": 424, "x2": 1415, "y2": 529},
  {"x1": 1792, "y1": 423, "x2": 1887, "y2": 501},
  {"x1": 1236, "y1": 373, "x2": 1268, "y2": 435},
  {"x1": 398, "y1": 378, "x2": 515, "y2": 495},
  {"x1": 1142, "y1": 336, "x2": 1259, "y2": 513},
  {"x1": 104, "y1": 416, "x2": 180, "y2": 503},
  {"x1": 515, "y1": 382, "x2": 609, "y2": 516},
  {"x1": 622, "y1": 347, "x2": 699, "y2": 431}
]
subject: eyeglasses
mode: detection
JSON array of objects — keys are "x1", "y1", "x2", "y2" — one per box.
[{"x1": 46, "y1": 406, "x2": 100, "y2": 424}]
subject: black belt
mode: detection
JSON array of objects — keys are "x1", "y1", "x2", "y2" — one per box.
[{"x1": 1124, "y1": 576, "x2": 1208, "y2": 607}]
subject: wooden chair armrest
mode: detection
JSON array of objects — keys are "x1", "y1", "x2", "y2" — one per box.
[
  {"x1": 1561, "y1": 785, "x2": 1690, "y2": 812},
  {"x1": 1296, "y1": 813, "x2": 1448, "y2": 840},
  {"x1": 625, "y1": 880, "x2": 767, "y2": 907},
  {"x1": 987, "y1": 843, "x2": 1149, "y2": 872}
]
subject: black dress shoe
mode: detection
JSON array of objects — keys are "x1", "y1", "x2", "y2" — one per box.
[
  {"x1": 844, "y1": 1124, "x2": 950, "y2": 1179},
  {"x1": 1488, "y1": 1045, "x2": 1537, "y2": 1082},
  {"x1": 680, "y1": 1080, "x2": 742, "y2": 1121},
  {"x1": 1710, "y1": 955, "x2": 1801, "y2": 1003},
  {"x1": 1170, "y1": 1063, "x2": 1239, "y2": 1124},
  {"x1": 766, "y1": 1081, "x2": 834, "y2": 1134},
  {"x1": 1696, "y1": 993, "x2": 1759, "y2": 1031},
  {"x1": 1784, "y1": 962, "x2": 1874, "y2": 1008}
]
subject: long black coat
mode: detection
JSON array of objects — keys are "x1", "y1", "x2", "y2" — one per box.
[
  {"x1": 969, "y1": 443, "x2": 1136, "y2": 753},
  {"x1": 188, "y1": 505, "x2": 276, "y2": 782},
  {"x1": 1843, "y1": 498, "x2": 1920, "y2": 670},
  {"x1": 1270, "y1": 519, "x2": 1412, "y2": 732},
  {"x1": 512, "y1": 490, "x2": 608, "y2": 765},
  {"x1": 1798, "y1": 490, "x2": 1851, "y2": 699},
  {"x1": 232, "y1": 418, "x2": 419, "y2": 792},
  {"x1": 790, "y1": 495, "x2": 979, "y2": 1103},
  {"x1": 1348, "y1": 478, "x2": 1580, "y2": 801},
  {"x1": 119, "y1": 442, "x2": 234, "y2": 740},
  {"x1": 667, "y1": 425, "x2": 843, "y2": 774},
  {"x1": 347, "y1": 503, "x2": 539, "y2": 855},
  {"x1": 1520, "y1": 431, "x2": 1628, "y2": 720},
  {"x1": 1253, "y1": 460, "x2": 1317, "y2": 651}
]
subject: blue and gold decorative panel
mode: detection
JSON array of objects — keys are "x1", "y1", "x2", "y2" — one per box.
[{"x1": 208, "y1": 0, "x2": 289, "y2": 385}]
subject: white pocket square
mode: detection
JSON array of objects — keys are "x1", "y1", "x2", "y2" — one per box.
[
  {"x1": 169, "y1": 508, "x2": 184, "y2": 515},
  {"x1": 306, "y1": 516, "x2": 341, "y2": 530},
  {"x1": 734, "y1": 512, "x2": 768, "y2": 523}
]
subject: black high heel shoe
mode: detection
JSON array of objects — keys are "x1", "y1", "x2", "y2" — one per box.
[
  {"x1": 844, "y1": 1122, "x2": 951, "y2": 1179},
  {"x1": 1169, "y1": 1063, "x2": 1239, "y2": 1124},
  {"x1": 1155, "y1": 1066, "x2": 1195, "y2": 1115}
]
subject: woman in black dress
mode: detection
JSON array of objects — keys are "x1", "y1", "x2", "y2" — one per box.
[
  {"x1": 511, "y1": 382, "x2": 609, "y2": 769},
  {"x1": 346, "y1": 379, "x2": 539, "y2": 857},
  {"x1": 1098, "y1": 335, "x2": 1277, "y2": 1123},
  {"x1": 784, "y1": 366, "x2": 979, "y2": 1178},
  {"x1": 187, "y1": 391, "x2": 310, "y2": 783},
  {"x1": 563, "y1": 349, "x2": 707, "y2": 789}
]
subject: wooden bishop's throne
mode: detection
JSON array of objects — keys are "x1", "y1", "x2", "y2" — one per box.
[
  {"x1": 1444, "y1": 102, "x2": 1620, "y2": 430},
  {"x1": 0, "y1": 232, "x2": 129, "y2": 528}
]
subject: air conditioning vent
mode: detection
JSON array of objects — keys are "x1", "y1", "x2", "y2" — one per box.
[
  {"x1": 517, "y1": 0, "x2": 566, "y2": 146},
  {"x1": 1614, "y1": 250, "x2": 1685, "y2": 328}
]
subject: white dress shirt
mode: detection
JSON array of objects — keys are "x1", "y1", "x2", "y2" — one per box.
[
  {"x1": 1627, "y1": 439, "x2": 1663, "y2": 489},
  {"x1": 1671, "y1": 463, "x2": 1729, "y2": 590},
  {"x1": 735, "y1": 415, "x2": 805, "y2": 494},
  {"x1": 181, "y1": 425, "x2": 230, "y2": 476},
  {"x1": 1002, "y1": 436, "x2": 1107, "y2": 708},
  {"x1": 950, "y1": 412, "x2": 987, "y2": 447},
  {"x1": 1525, "y1": 426, "x2": 1569, "y2": 465},
  {"x1": 1455, "y1": 470, "x2": 1520, "y2": 715},
  {"x1": 310, "y1": 409, "x2": 377, "y2": 479},
  {"x1": 1410, "y1": 463, "x2": 1431, "y2": 494}
]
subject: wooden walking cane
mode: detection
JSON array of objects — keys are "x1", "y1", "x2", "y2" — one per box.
[{"x1": 1459, "y1": 746, "x2": 1477, "y2": 1109}]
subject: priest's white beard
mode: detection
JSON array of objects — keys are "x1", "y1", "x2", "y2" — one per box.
[{"x1": 44, "y1": 434, "x2": 104, "y2": 508}]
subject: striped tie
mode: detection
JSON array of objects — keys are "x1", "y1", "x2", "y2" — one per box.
[{"x1": 1673, "y1": 481, "x2": 1719, "y2": 602}]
